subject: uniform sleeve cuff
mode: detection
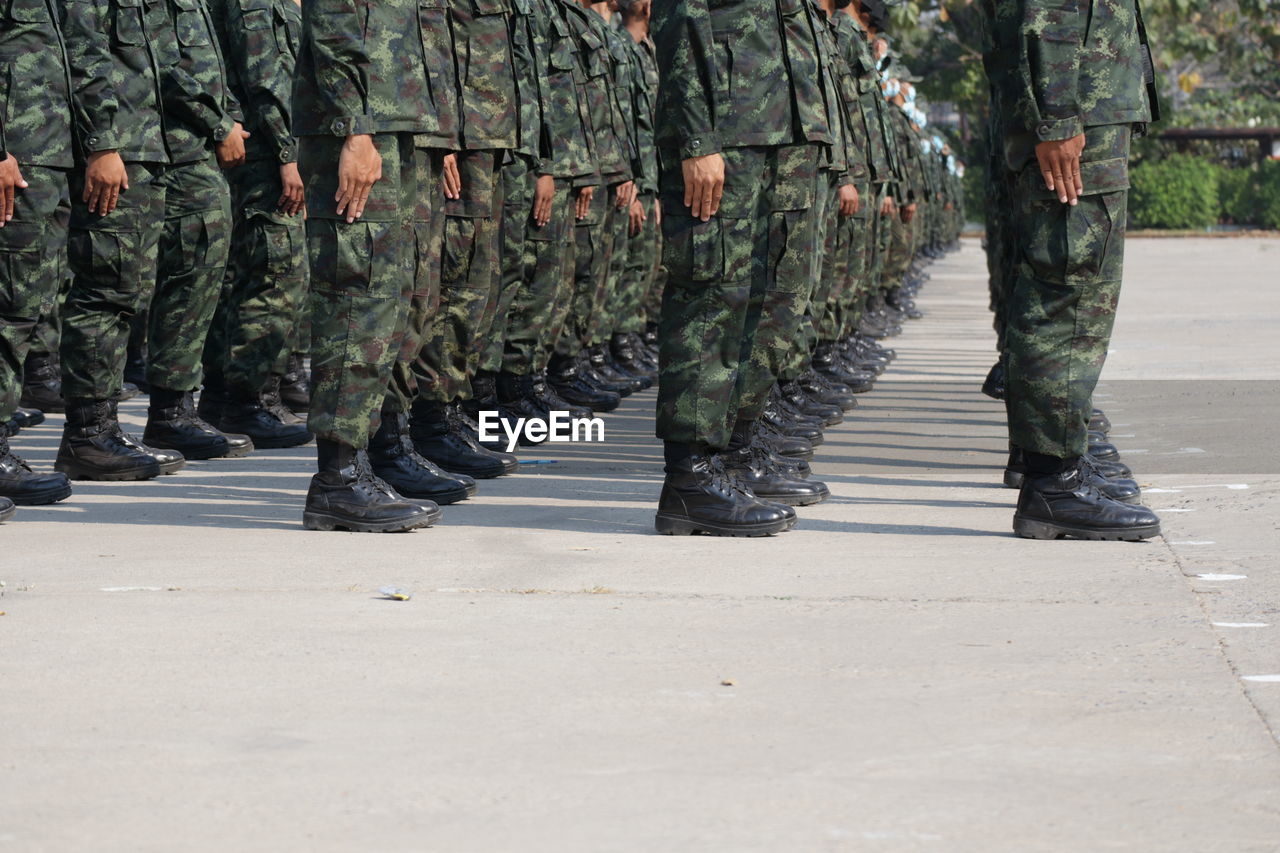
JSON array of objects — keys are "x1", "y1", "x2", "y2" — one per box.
[
  {"x1": 329, "y1": 115, "x2": 378, "y2": 136},
  {"x1": 680, "y1": 135, "x2": 721, "y2": 160},
  {"x1": 82, "y1": 128, "x2": 121, "y2": 153},
  {"x1": 1035, "y1": 115, "x2": 1084, "y2": 142}
]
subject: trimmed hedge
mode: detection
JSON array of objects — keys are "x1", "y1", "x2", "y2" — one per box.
[
  {"x1": 1130, "y1": 155, "x2": 1280, "y2": 230},
  {"x1": 1129, "y1": 155, "x2": 1220, "y2": 229}
]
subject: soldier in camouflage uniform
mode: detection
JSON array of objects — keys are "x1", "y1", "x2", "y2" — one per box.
[
  {"x1": 651, "y1": 0, "x2": 836, "y2": 536},
  {"x1": 202, "y1": 0, "x2": 312, "y2": 450},
  {"x1": 136, "y1": 0, "x2": 256, "y2": 462},
  {"x1": 54, "y1": 0, "x2": 195, "y2": 482},
  {"x1": 982, "y1": 0, "x2": 1161, "y2": 540},
  {"x1": 292, "y1": 0, "x2": 459, "y2": 532},
  {"x1": 407, "y1": 0, "x2": 521, "y2": 481},
  {"x1": 0, "y1": 0, "x2": 76, "y2": 509}
]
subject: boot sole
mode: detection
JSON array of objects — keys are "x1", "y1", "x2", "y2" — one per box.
[
  {"x1": 55, "y1": 460, "x2": 161, "y2": 481},
  {"x1": 0, "y1": 502, "x2": 13, "y2": 522},
  {"x1": 1013, "y1": 515, "x2": 1162, "y2": 541},
  {"x1": 6, "y1": 482, "x2": 74, "y2": 506},
  {"x1": 381, "y1": 481, "x2": 475, "y2": 506},
  {"x1": 142, "y1": 441, "x2": 240, "y2": 462},
  {"x1": 236, "y1": 433, "x2": 313, "y2": 450},
  {"x1": 303, "y1": 506, "x2": 442, "y2": 533},
  {"x1": 775, "y1": 447, "x2": 815, "y2": 461},
  {"x1": 1003, "y1": 469, "x2": 1024, "y2": 489},
  {"x1": 754, "y1": 486, "x2": 830, "y2": 507},
  {"x1": 654, "y1": 512, "x2": 791, "y2": 537}
]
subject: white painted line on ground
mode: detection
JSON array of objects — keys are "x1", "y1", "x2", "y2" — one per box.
[
  {"x1": 1159, "y1": 508, "x2": 1196, "y2": 513},
  {"x1": 1172, "y1": 541, "x2": 1216, "y2": 546},
  {"x1": 1147, "y1": 485, "x2": 1250, "y2": 493},
  {"x1": 1242, "y1": 675, "x2": 1280, "y2": 683},
  {"x1": 1177, "y1": 447, "x2": 1207, "y2": 454},
  {"x1": 100, "y1": 587, "x2": 165, "y2": 592},
  {"x1": 1193, "y1": 573, "x2": 1247, "y2": 581},
  {"x1": 1121, "y1": 448, "x2": 1149, "y2": 454},
  {"x1": 1212, "y1": 622, "x2": 1271, "y2": 628}
]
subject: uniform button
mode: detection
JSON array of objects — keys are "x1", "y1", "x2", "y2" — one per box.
[
  {"x1": 691, "y1": 140, "x2": 701, "y2": 149},
  {"x1": 1038, "y1": 124, "x2": 1050, "y2": 136},
  {"x1": 88, "y1": 136, "x2": 99, "y2": 146}
]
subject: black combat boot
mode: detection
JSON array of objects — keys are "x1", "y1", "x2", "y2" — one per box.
[
  {"x1": 0, "y1": 435, "x2": 72, "y2": 505},
  {"x1": 578, "y1": 349, "x2": 634, "y2": 397},
  {"x1": 218, "y1": 391, "x2": 313, "y2": 449},
  {"x1": 1087, "y1": 435, "x2": 1121, "y2": 462},
  {"x1": 303, "y1": 439, "x2": 440, "y2": 532},
  {"x1": 628, "y1": 332, "x2": 659, "y2": 372},
  {"x1": 279, "y1": 353, "x2": 311, "y2": 413},
  {"x1": 547, "y1": 354, "x2": 621, "y2": 412},
  {"x1": 144, "y1": 388, "x2": 253, "y2": 460},
  {"x1": 55, "y1": 400, "x2": 165, "y2": 481},
  {"x1": 495, "y1": 370, "x2": 552, "y2": 423},
  {"x1": 262, "y1": 375, "x2": 305, "y2": 425},
  {"x1": 461, "y1": 370, "x2": 500, "y2": 422},
  {"x1": 761, "y1": 398, "x2": 824, "y2": 445},
  {"x1": 447, "y1": 403, "x2": 519, "y2": 474},
  {"x1": 0, "y1": 495, "x2": 13, "y2": 522},
  {"x1": 982, "y1": 359, "x2": 1006, "y2": 401},
  {"x1": 589, "y1": 344, "x2": 646, "y2": 392},
  {"x1": 197, "y1": 382, "x2": 228, "y2": 425},
  {"x1": 1003, "y1": 446, "x2": 1141, "y2": 503},
  {"x1": 655, "y1": 443, "x2": 794, "y2": 536},
  {"x1": 1013, "y1": 461, "x2": 1161, "y2": 541},
  {"x1": 609, "y1": 332, "x2": 657, "y2": 382},
  {"x1": 124, "y1": 313, "x2": 149, "y2": 393},
  {"x1": 718, "y1": 423, "x2": 828, "y2": 506},
  {"x1": 367, "y1": 411, "x2": 475, "y2": 504},
  {"x1": 813, "y1": 343, "x2": 875, "y2": 392},
  {"x1": 20, "y1": 354, "x2": 65, "y2": 413},
  {"x1": 756, "y1": 417, "x2": 815, "y2": 460},
  {"x1": 410, "y1": 399, "x2": 509, "y2": 478},
  {"x1": 777, "y1": 380, "x2": 843, "y2": 427},
  {"x1": 532, "y1": 370, "x2": 593, "y2": 419},
  {"x1": 1089, "y1": 408, "x2": 1111, "y2": 434},
  {"x1": 798, "y1": 368, "x2": 857, "y2": 411}
]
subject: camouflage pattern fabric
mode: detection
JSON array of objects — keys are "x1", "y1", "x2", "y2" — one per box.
[
  {"x1": 1, "y1": 0, "x2": 74, "y2": 170},
  {"x1": 159, "y1": 0, "x2": 243, "y2": 167},
  {"x1": 656, "y1": 144, "x2": 819, "y2": 449},
  {"x1": 1005, "y1": 124, "x2": 1132, "y2": 459},
  {"x1": 147, "y1": 154, "x2": 233, "y2": 392},
  {"x1": 389, "y1": 147, "x2": 445, "y2": 415},
  {"x1": 301, "y1": 133, "x2": 421, "y2": 447},
  {"x1": 591, "y1": 185, "x2": 632, "y2": 346},
  {"x1": 503, "y1": 179, "x2": 574, "y2": 375},
  {"x1": 449, "y1": 0, "x2": 517, "y2": 150},
  {"x1": 62, "y1": 164, "x2": 166, "y2": 401},
  {"x1": 0, "y1": 167, "x2": 70, "y2": 421},
  {"x1": 203, "y1": 157, "x2": 307, "y2": 399},
  {"x1": 559, "y1": 185, "x2": 607, "y2": 356},
  {"x1": 615, "y1": 193, "x2": 660, "y2": 336},
  {"x1": 480, "y1": 154, "x2": 534, "y2": 374}
]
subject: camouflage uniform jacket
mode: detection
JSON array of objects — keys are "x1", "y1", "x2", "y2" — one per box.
[
  {"x1": 509, "y1": 0, "x2": 543, "y2": 164},
  {"x1": 834, "y1": 12, "x2": 887, "y2": 185},
  {"x1": 293, "y1": 0, "x2": 454, "y2": 139},
  {"x1": 603, "y1": 14, "x2": 640, "y2": 179},
  {"x1": 0, "y1": 0, "x2": 74, "y2": 168},
  {"x1": 208, "y1": 0, "x2": 300, "y2": 163},
  {"x1": 625, "y1": 33, "x2": 659, "y2": 195},
  {"x1": 62, "y1": 0, "x2": 174, "y2": 164},
  {"x1": 560, "y1": 0, "x2": 630, "y2": 184},
  {"x1": 812, "y1": 3, "x2": 850, "y2": 181},
  {"x1": 449, "y1": 0, "x2": 517, "y2": 150},
  {"x1": 160, "y1": 0, "x2": 243, "y2": 164},
  {"x1": 991, "y1": 0, "x2": 1158, "y2": 142},
  {"x1": 539, "y1": 0, "x2": 596, "y2": 182},
  {"x1": 651, "y1": 0, "x2": 833, "y2": 159}
]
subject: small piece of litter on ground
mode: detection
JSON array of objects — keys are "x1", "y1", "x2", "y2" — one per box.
[
  {"x1": 1213, "y1": 622, "x2": 1270, "y2": 628},
  {"x1": 720, "y1": 679, "x2": 736, "y2": 687},
  {"x1": 377, "y1": 586, "x2": 412, "y2": 601},
  {"x1": 1242, "y1": 675, "x2": 1280, "y2": 683},
  {"x1": 1193, "y1": 573, "x2": 1247, "y2": 582},
  {"x1": 520, "y1": 459, "x2": 559, "y2": 465}
]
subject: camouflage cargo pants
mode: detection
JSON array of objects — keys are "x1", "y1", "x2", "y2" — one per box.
[
  {"x1": 203, "y1": 157, "x2": 307, "y2": 399},
  {"x1": 591, "y1": 183, "x2": 631, "y2": 345},
  {"x1": 557, "y1": 185, "x2": 606, "y2": 357},
  {"x1": 148, "y1": 154, "x2": 232, "y2": 393},
  {"x1": 62, "y1": 162, "x2": 165, "y2": 402},
  {"x1": 789, "y1": 171, "x2": 840, "y2": 376},
  {"x1": 420, "y1": 149, "x2": 503, "y2": 404},
  {"x1": 656, "y1": 144, "x2": 820, "y2": 448},
  {"x1": 819, "y1": 180, "x2": 870, "y2": 342},
  {"x1": 614, "y1": 192, "x2": 659, "y2": 337},
  {"x1": 0, "y1": 165, "x2": 69, "y2": 420},
  {"x1": 1005, "y1": 125, "x2": 1131, "y2": 460},
  {"x1": 301, "y1": 133, "x2": 424, "y2": 448},
  {"x1": 502, "y1": 178, "x2": 573, "y2": 375},
  {"x1": 479, "y1": 155, "x2": 534, "y2": 374}
]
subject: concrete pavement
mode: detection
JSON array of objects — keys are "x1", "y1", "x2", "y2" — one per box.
[{"x1": 2, "y1": 238, "x2": 1278, "y2": 851}]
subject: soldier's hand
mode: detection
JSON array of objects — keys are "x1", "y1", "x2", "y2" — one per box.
[
  {"x1": 1035, "y1": 132, "x2": 1086, "y2": 205},
  {"x1": 682, "y1": 153, "x2": 724, "y2": 222},
  {"x1": 336, "y1": 133, "x2": 381, "y2": 223},
  {"x1": 615, "y1": 180, "x2": 637, "y2": 210},
  {"x1": 83, "y1": 150, "x2": 129, "y2": 216},
  {"x1": 532, "y1": 174, "x2": 555, "y2": 227},
  {"x1": 838, "y1": 183, "x2": 859, "y2": 217},
  {"x1": 441, "y1": 153, "x2": 461, "y2": 200},
  {"x1": 216, "y1": 122, "x2": 250, "y2": 169},
  {"x1": 901, "y1": 202, "x2": 917, "y2": 224},
  {"x1": 575, "y1": 185, "x2": 594, "y2": 220},
  {"x1": 653, "y1": 197, "x2": 662, "y2": 227},
  {"x1": 880, "y1": 194, "x2": 896, "y2": 218},
  {"x1": 628, "y1": 198, "x2": 646, "y2": 235},
  {"x1": 278, "y1": 162, "x2": 305, "y2": 216},
  {"x1": 0, "y1": 154, "x2": 28, "y2": 226}
]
